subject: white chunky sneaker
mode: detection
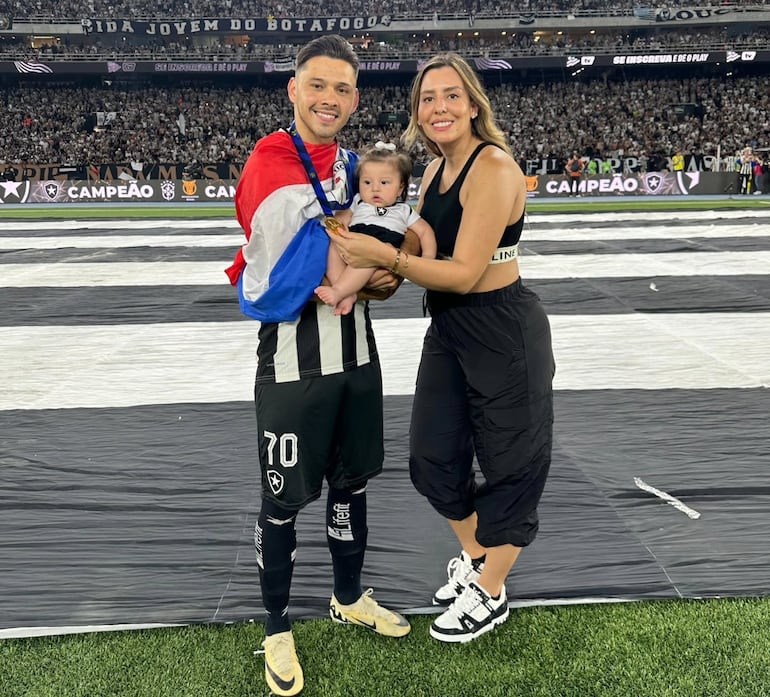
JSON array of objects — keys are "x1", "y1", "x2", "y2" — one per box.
[
  {"x1": 432, "y1": 551, "x2": 483, "y2": 606},
  {"x1": 430, "y1": 581, "x2": 509, "y2": 643}
]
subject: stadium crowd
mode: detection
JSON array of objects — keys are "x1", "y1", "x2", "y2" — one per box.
[
  {"x1": 2, "y1": 0, "x2": 769, "y2": 175},
  {"x1": 1, "y1": 26, "x2": 769, "y2": 61},
  {"x1": 9, "y1": 0, "x2": 770, "y2": 21},
  {"x1": 2, "y1": 74, "x2": 768, "y2": 173}
]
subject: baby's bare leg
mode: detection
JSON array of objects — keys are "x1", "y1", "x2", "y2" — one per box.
[
  {"x1": 325, "y1": 244, "x2": 347, "y2": 283},
  {"x1": 315, "y1": 265, "x2": 376, "y2": 314}
]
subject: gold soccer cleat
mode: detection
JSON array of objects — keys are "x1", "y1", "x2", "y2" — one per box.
[
  {"x1": 329, "y1": 588, "x2": 411, "y2": 637},
  {"x1": 261, "y1": 631, "x2": 304, "y2": 696}
]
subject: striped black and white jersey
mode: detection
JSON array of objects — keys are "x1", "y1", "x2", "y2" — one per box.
[
  {"x1": 349, "y1": 195, "x2": 420, "y2": 237},
  {"x1": 256, "y1": 300, "x2": 378, "y2": 384}
]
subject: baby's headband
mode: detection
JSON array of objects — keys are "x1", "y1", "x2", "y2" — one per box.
[{"x1": 374, "y1": 141, "x2": 397, "y2": 152}]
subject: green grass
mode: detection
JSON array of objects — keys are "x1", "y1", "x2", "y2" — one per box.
[
  {"x1": 2, "y1": 195, "x2": 768, "y2": 695},
  {"x1": 527, "y1": 197, "x2": 770, "y2": 213},
  {"x1": 2, "y1": 598, "x2": 769, "y2": 697},
  {"x1": 0, "y1": 205, "x2": 234, "y2": 220},
  {"x1": 0, "y1": 196, "x2": 768, "y2": 221}
]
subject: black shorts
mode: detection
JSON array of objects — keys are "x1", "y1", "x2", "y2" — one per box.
[
  {"x1": 255, "y1": 361, "x2": 384, "y2": 510},
  {"x1": 349, "y1": 223, "x2": 403, "y2": 248},
  {"x1": 409, "y1": 280, "x2": 555, "y2": 548}
]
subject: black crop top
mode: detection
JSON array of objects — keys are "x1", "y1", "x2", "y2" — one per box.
[{"x1": 420, "y1": 142, "x2": 524, "y2": 260}]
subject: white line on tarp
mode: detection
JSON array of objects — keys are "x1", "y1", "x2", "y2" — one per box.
[
  {"x1": 0, "y1": 623, "x2": 185, "y2": 640},
  {"x1": 634, "y1": 477, "x2": 701, "y2": 519},
  {"x1": 5, "y1": 251, "x2": 770, "y2": 286}
]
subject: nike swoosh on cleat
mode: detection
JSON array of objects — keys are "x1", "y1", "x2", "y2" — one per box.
[
  {"x1": 332, "y1": 606, "x2": 377, "y2": 630},
  {"x1": 352, "y1": 618, "x2": 377, "y2": 630},
  {"x1": 266, "y1": 664, "x2": 295, "y2": 692}
]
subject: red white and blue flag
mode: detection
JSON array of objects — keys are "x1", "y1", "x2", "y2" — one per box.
[{"x1": 225, "y1": 130, "x2": 357, "y2": 323}]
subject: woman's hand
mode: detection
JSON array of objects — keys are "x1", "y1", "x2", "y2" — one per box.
[
  {"x1": 326, "y1": 226, "x2": 394, "y2": 270},
  {"x1": 357, "y1": 268, "x2": 401, "y2": 301},
  {"x1": 323, "y1": 225, "x2": 422, "y2": 301},
  {"x1": 366, "y1": 268, "x2": 400, "y2": 291}
]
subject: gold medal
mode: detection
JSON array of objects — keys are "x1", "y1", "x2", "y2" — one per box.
[{"x1": 324, "y1": 217, "x2": 343, "y2": 235}]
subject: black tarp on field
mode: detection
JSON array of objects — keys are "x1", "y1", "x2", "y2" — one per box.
[{"x1": 1, "y1": 209, "x2": 768, "y2": 638}]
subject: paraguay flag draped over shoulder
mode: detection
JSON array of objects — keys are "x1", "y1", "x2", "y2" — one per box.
[{"x1": 225, "y1": 130, "x2": 358, "y2": 323}]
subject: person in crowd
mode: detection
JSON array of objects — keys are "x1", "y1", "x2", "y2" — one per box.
[
  {"x1": 225, "y1": 34, "x2": 414, "y2": 697},
  {"x1": 1, "y1": 163, "x2": 19, "y2": 181},
  {"x1": 737, "y1": 146, "x2": 757, "y2": 195},
  {"x1": 325, "y1": 52, "x2": 555, "y2": 644},
  {"x1": 316, "y1": 141, "x2": 436, "y2": 315},
  {"x1": 689, "y1": 147, "x2": 705, "y2": 172},
  {"x1": 600, "y1": 158, "x2": 614, "y2": 175},
  {"x1": 753, "y1": 157, "x2": 764, "y2": 195},
  {"x1": 761, "y1": 154, "x2": 770, "y2": 195},
  {"x1": 564, "y1": 151, "x2": 585, "y2": 196},
  {"x1": 672, "y1": 149, "x2": 685, "y2": 172}
]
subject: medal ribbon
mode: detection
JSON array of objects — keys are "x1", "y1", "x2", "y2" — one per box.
[{"x1": 287, "y1": 121, "x2": 344, "y2": 218}]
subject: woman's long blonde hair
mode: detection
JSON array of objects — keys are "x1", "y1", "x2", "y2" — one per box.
[{"x1": 402, "y1": 53, "x2": 511, "y2": 159}]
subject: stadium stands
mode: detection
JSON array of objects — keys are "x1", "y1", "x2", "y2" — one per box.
[
  {"x1": 1, "y1": 1, "x2": 768, "y2": 173},
  {"x1": 2, "y1": 75, "x2": 769, "y2": 173}
]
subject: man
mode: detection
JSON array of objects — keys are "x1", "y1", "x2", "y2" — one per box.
[
  {"x1": 225, "y1": 35, "x2": 413, "y2": 697},
  {"x1": 737, "y1": 146, "x2": 757, "y2": 195},
  {"x1": 672, "y1": 150, "x2": 685, "y2": 172},
  {"x1": 564, "y1": 152, "x2": 584, "y2": 196}
]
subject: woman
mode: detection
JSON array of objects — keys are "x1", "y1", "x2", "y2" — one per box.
[{"x1": 327, "y1": 53, "x2": 555, "y2": 644}]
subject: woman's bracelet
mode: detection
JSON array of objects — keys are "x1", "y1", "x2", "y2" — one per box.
[
  {"x1": 391, "y1": 249, "x2": 402, "y2": 274},
  {"x1": 391, "y1": 249, "x2": 410, "y2": 276}
]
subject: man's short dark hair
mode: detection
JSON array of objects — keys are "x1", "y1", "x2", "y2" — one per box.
[{"x1": 295, "y1": 34, "x2": 359, "y2": 75}]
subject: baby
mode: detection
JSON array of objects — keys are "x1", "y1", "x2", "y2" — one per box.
[{"x1": 315, "y1": 142, "x2": 436, "y2": 315}]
